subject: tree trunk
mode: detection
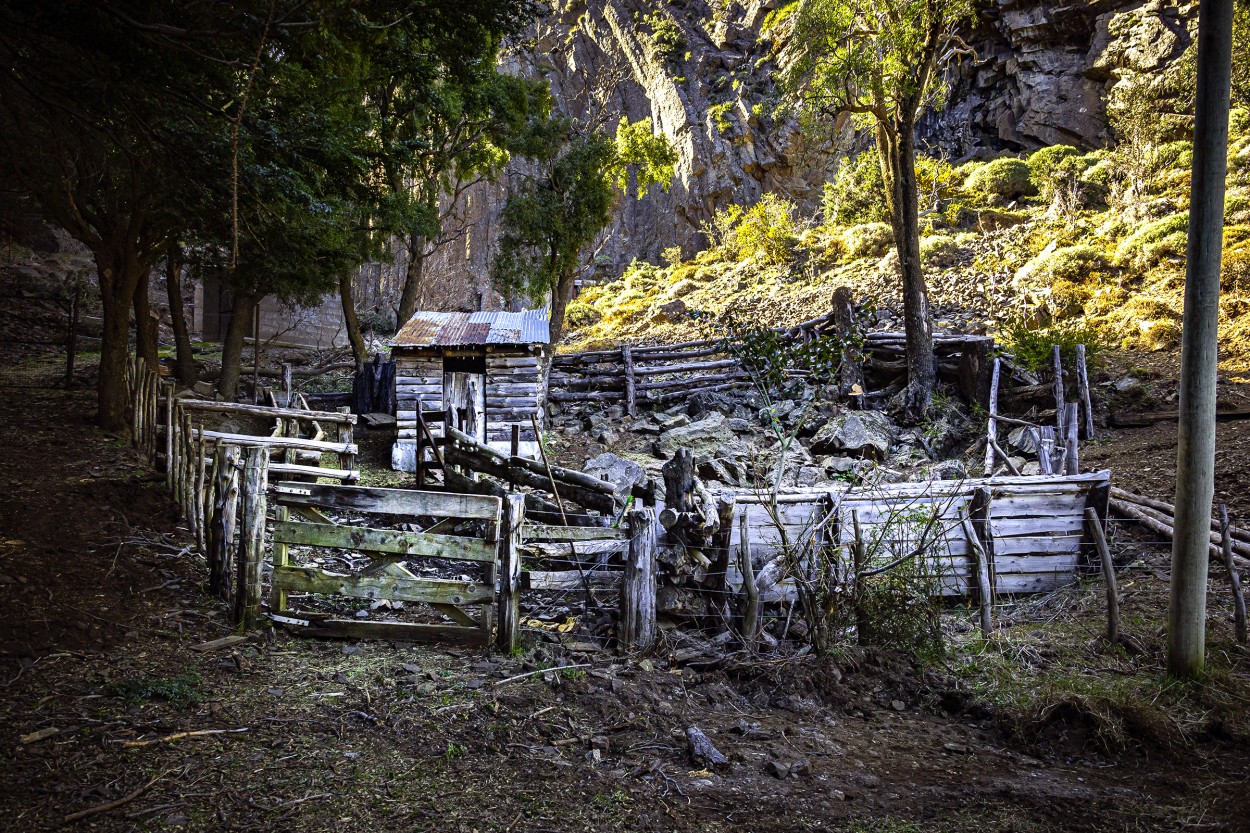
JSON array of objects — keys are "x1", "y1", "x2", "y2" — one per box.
[
  {"x1": 340, "y1": 271, "x2": 367, "y2": 370},
  {"x1": 549, "y1": 267, "x2": 575, "y2": 344},
  {"x1": 164, "y1": 245, "x2": 198, "y2": 385},
  {"x1": 877, "y1": 122, "x2": 935, "y2": 424},
  {"x1": 396, "y1": 234, "x2": 427, "y2": 328},
  {"x1": 218, "y1": 289, "x2": 256, "y2": 400},
  {"x1": 1169, "y1": 0, "x2": 1234, "y2": 679},
  {"x1": 93, "y1": 247, "x2": 147, "y2": 431},
  {"x1": 132, "y1": 266, "x2": 159, "y2": 369}
]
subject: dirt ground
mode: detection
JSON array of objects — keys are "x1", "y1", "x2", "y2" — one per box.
[{"x1": 2, "y1": 283, "x2": 1250, "y2": 831}]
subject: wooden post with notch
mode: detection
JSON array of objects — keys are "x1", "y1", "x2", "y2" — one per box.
[
  {"x1": 498, "y1": 494, "x2": 525, "y2": 652},
  {"x1": 620, "y1": 508, "x2": 656, "y2": 653},
  {"x1": 234, "y1": 446, "x2": 269, "y2": 629},
  {"x1": 737, "y1": 507, "x2": 759, "y2": 651}
]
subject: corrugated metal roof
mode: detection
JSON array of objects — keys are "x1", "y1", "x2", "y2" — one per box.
[{"x1": 390, "y1": 309, "x2": 550, "y2": 347}]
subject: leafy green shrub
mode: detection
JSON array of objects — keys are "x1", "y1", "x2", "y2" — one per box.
[
  {"x1": 997, "y1": 315, "x2": 1110, "y2": 373},
  {"x1": 564, "y1": 300, "x2": 601, "y2": 330},
  {"x1": 843, "y1": 222, "x2": 894, "y2": 259},
  {"x1": 645, "y1": 14, "x2": 685, "y2": 63},
  {"x1": 1226, "y1": 192, "x2": 1250, "y2": 224},
  {"x1": 965, "y1": 157, "x2": 1036, "y2": 202},
  {"x1": 1231, "y1": 107, "x2": 1250, "y2": 137},
  {"x1": 920, "y1": 234, "x2": 960, "y2": 267},
  {"x1": 1027, "y1": 145, "x2": 1079, "y2": 197},
  {"x1": 106, "y1": 671, "x2": 203, "y2": 709},
  {"x1": 822, "y1": 153, "x2": 887, "y2": 226},
  {"x1": 704, "y1": 194, "x2": 797, "y2": 264},
  {"x1": 709, "y1": 101, "x2": 734, "y2": 133},
  {"x1": 1022, "y1": 244, "x2": 1109, "y2": 285},
  {"x1": 1114, "y1": 213, "x2": 1189, "y2": 270}
]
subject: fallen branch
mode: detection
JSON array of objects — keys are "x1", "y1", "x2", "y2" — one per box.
[
  {"x1": 63, "y1": 770, "x2": 169, "y2": 823},
  {"x1": 492, "y1": 664, "x2": 590, "y2": 687},
  {"x1": 120, "y1": 728, "x2": 248, "y2": 748}
]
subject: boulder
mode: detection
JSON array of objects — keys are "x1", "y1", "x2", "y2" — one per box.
[
  {"x1": 583, "y1": 452, "x2": 648, "y2": 497},
  {"x1": 922, "y1": 459, "x2": 967, "y2": 481},
  {"x1": 810, "y1": 411, "x2": 893, "y2": 460},
  {"x1": 655, "y1": 412, "x2": 728, "y2": 458},
  {"x1": 1006, "y1": 426, "x2": 1038, "y2": 453}
]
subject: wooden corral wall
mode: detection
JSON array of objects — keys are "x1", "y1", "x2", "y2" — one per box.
[{"x1": 723, "y1": 471, "x2": 1111, "y2": 599}]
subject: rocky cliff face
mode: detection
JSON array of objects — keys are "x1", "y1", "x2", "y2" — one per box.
[
  {"x1": 928, "y1": 0, "x2": 1198, "y2": 154},
  {"x1": 413, "y1": 0, "x2": 1198, "y2": 313}
]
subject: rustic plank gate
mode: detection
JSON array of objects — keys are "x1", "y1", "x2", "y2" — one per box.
[{"x1": 269, "y1": 482, "x2": 509, "y2": 646}]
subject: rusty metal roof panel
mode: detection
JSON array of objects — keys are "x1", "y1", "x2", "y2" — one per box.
[{"x1": 391, "y1": 309, "x2": 549, "y2": 347}]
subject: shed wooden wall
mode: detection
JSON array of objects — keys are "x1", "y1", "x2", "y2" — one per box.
[{"x1": 391, "y1": 347, "x2": 545, "y2": 471}]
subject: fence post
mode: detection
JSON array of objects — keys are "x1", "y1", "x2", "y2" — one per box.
[
  {"x1": 234, "y1": 447, "x2": 269, "y2": 629},
  {"x1": 208, "y1": 445, "x2": 241, "y2": 601},
  {"x1": 164, "y1": 382, "x2": 175, "y2": 486},
  {"x1": 497, "y1": 494, "x2": 525, "y2": 653},
  {"x1": 1084, "y1": 507, "x2": 1119, "y2": 644},
  {"x1": 620, "y1": 508, "x2": 656, "y2": 653},
  {"x1": 622, "y1": 345, "x2": 637, "y2": 417}
]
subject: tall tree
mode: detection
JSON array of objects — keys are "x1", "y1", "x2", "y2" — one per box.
[
  {"x1": 491, "y1": 117, "x2": 676, "y2": 341},
  {"x1": 784, "y1": 0, "x2": 973, "y2": 422},
  {"x1": 0, "y1": 1, "x2": 540, "y2": 421}
]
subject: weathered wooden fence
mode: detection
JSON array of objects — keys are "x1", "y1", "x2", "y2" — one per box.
[
  {"x1": 722, "y1": 470, "x2": 1112, "y2": 601},
  {"x1": 549, "y1": 312, "x2": 997, "y2": 414},
  {"x1": 269, "y1": 482, "x2": 505, "y2": 645}
]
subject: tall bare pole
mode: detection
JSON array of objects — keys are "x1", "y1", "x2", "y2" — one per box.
[{"x1": 1169, "y1": 0, "x2": 1235, "y2": 679}]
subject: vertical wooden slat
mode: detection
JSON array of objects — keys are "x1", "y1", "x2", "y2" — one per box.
[
  {"x1": 1075, "y1": 343, "x2": 1095, "y2": 440},
  {"x1": 270, "y1": 500, "x2": 290, "y2": 614},
  {"x1": 1052, "y1": 344, "x2": 1066, "y2": 437},
  {"x1": 234, "y1": 447, "x2": 269, "y2": 629},
  {"x1": 983, "y1": 356, "x2": 1000, "y2": 475},
  {"x1": 497, "y1": 494, "x2": 524, "y2": 652},
  {"x1": 1063, "y1": 402, "x2": 1080, "y2": 475},
  {"x1": 164, "y1": 382, "x2": 175, "y2": 486},
  {"x1": 181, "y1": 411, "x2": 194, "y2": 528},
  {"x1": 194, "y1": 436, "x2": 207, "y2": 553},
  {"x1": 968, "y1": 486, "x2": 996, "y2": 600}
]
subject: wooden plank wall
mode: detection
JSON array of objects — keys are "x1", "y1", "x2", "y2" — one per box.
[
  {"x1": 393, "y1": 353, "x2": 442, "y2": 472},
  {"x1": 723, "y1": 471, "x2": 1110, "y2": 598},
  {"x1": 484, "y1": 353, "x2": 541, "y2": 447}
]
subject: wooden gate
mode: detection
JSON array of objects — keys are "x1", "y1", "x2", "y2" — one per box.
[{"x1": 269, "y1": 481, "x2": 504, "y2": 646}]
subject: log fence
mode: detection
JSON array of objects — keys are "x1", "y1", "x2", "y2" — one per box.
[{"x1": 549, "y1": 313, "x2": 998, "y2": 411}]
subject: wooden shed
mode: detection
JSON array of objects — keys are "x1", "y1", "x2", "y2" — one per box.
[{"x1": 390, "y1": 309, "x2": 549, "y2": 472}]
